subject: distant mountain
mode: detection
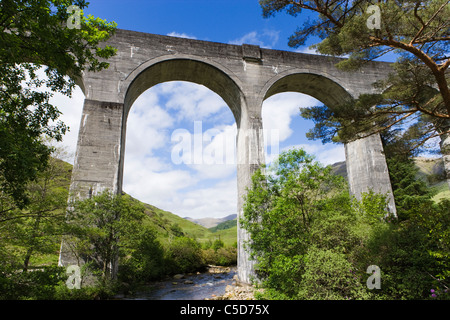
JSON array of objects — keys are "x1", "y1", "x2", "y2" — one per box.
[{"x1": 184, "y1": 214, "x2": 237, "y2": 229}]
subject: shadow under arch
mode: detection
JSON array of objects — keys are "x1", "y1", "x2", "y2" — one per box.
[
  {"x1": 262, "y1": 72, "x2": 354, "y2": 110},
  {"x1": 122, "y1": 57, "x2": 244, "y2": 125}
]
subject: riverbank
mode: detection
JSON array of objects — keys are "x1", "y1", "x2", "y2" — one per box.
[
  {"x1": 205, "y1": 266, "x2": 263, "y2": 300},
  {"x1": 205, "y1": 280, "x2": 258, "y2": 300},
  {"x1": 120, "y1": 265, "x2": 237, "y2": 300},
  {"x1": 116, "y1": 265, "x2": 263, "y2": 300}
]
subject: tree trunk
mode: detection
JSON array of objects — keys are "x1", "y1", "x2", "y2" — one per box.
[{"x1": 22, "y1": 215, "x2": 41, "y2": 272}]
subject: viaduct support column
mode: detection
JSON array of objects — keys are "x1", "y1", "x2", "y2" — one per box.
[
  {"x1": 236, "y1": 107, "x2": 265, "y2": 284},
  {"x1": 345, "y1": 133, "x2": 397, "y2": 216},
  {"x1": 59, "y1": 99, "x2": 124, "y2": 268}
]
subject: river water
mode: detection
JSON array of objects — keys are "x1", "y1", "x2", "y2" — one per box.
[{"x1": 126, "y1": 266, "x2": 237, "y2": 300}]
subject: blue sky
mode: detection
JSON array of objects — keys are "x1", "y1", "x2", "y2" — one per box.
[
  {"x1": 83, "y1": 0, "x2": 312, "y2": 51},
  {"x1": 51, "y1": 1, "x2": 383, "y2": 219}
]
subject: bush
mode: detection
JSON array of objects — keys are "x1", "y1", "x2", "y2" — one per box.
[
  {"x1": 165, "y1": 237, "x2": 204, "y2": 274},
  {"x1": 118, "y1": 227, "x2": 166, "y2": 283},
  {"x1": 0, "y1": 265, "x2": 66, "y2": 300},
  {"x1": 297, "y1": 246, "x2": 373, "y2": 300},
  {"x1": 201, "y1": 247, "x2": 237, "y2": 266}
]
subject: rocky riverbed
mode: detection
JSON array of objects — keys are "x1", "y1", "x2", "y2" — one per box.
[{"x1": 124, "y1": 265, "x2": 259, "y2": 300}]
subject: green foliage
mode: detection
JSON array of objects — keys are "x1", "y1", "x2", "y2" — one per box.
[
  {"x1": 212, "y1": 239, "x2": 225, "y2": 251},
  {"x1": 0, "y1": 265, "x2": 66, "y2": 300},
  {"x1": 164, "y1": 236, "x2": 204, "y2": 274},
  {"x1": 242, "y1": 147, "x2": 449, "y2": 300},
  {"x1": 0, "y1": 155, "x2": 71, "y2": 273},
  {"x1": 241, "y1": 148, "x2": 371, "y2": 299},
  {"x1": 202, "y1": 247, "x2": 237, "y2": 266},
  {"x1": 260, "y1": 0, "x2": 449, "y2": 170},
  {"x1": 209, "y1": 219, "x2": 237, "y2": 232},
  {"x1": 297, "y1": 246, "x2": 373, "y2": 300},
  {"x1": 0, "y1": 0, "x2": 117, "y2": 206},
  {"x1": 65, "y1": 191, "x2": 146, "y2": 279},
  {"x1": 118, "y1": 225, "x2": 166, "y2": 283},
  {"x1": 381, "y1": 128, "x2": 437, "y2": 221}
]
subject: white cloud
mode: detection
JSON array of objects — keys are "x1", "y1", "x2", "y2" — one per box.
[
  {"x1": 281, "y1": 143, "x2": 345, "y2": 166},
  {"x1": 262, "y1": 92, "x2": 346, "y2": 166},
  {"x1": 49, "y1": 83, "x2": 85, "y2": 164},
  {"x1": 262, "y1": 92, "x2": 320, "y2": 143},
  {"x1": 173, "y1": 178, "x2": 238, "y2": 219},
  {"x1": 167, "y1": 31, "x2": 197, "y2": 40},
  {"x1": 295, "y1": 46, "x2": 320, "y2": 55},
  {"x1": 123, "y1": 166, "x2": 197, "y2": 209},
  {"x1": 122, "y1": 81, "x2": 238, "y2": 219},
  {"x1": 157, "y1": 82, "x2": 229, "y2": 123},
  {"x1": 126, "y1": 92, "x2": 175, "y2": 159},
  {"x1": 295, "y1": 45, "x2": 350, "y2": 58},
  {"x1": 229, "y1": 29, "x2": 280, "y2": 49}
]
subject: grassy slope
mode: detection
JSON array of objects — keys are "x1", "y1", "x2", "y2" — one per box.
[
  {"x1": 30, "y1": 159, "x2": 237, "y2": 266},
  {"x1": 40, "y1": 156, "x2": 447, "y2": 263},
  {"x1": 413, "y1": 157, "x2": 449, "y2": 203},
  {"x1": 138, "y1": 201, "x2": 237, "y2": 247}
]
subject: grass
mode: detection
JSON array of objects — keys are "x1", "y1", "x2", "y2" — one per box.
[
  {"x1": 23, "y1": 156, "x2": 448, "y2": 267},
  {"x1": 138, "y1": 201, "x2": 237, "y2": 247},
  {"x1": 431, "y1": 181, "x2": 450, "y2": 203}
]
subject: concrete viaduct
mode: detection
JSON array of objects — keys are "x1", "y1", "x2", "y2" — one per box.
[{"x1": 59, "y1": 28, "x2": 396, "y2": 284}]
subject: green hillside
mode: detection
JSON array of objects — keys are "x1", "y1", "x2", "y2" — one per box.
[
  {"x1": 137, "y1": 201, "x2": 237, "y2": 247},
  {"x1": 45, "y1": 159, "x2": 239, "y2": 250},
  {"x1": 50, "y1": 156, "x2": 448, "y2": 252},
  {"x1": 413, "y1": 157, "x2": 449, "y2": 202},
  {"x1": 209, "y1": 219, "x2": 237, "y2": 232}
]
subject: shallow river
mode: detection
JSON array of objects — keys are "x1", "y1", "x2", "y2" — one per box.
[{"x1": 126, "y1": 266, "x2": 237, "y2": 300}]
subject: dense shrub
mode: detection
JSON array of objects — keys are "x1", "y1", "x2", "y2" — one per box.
[
  {"x1": 164, "y1": 236, "x2": 204, "y2": 274},
  {"x1": 118, "y1": 226, "x2": 166, "y2": 283},
  {"x1": 297, "y1": 246, "x2": 373, "y2": 300},
  {"x1": 202, "y1": 247, "x2": 237, "y2": 266},
  {"x1": 0, "y1": 265, "x2": 66, "y2": 300},
  {"x1": 242, "y1": 148, "x2": 449, "y2": 300}
]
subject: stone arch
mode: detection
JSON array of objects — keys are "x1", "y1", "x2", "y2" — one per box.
[
  {"x1": 261, "y1": 69, "x2": 354, "y2": 108},
  {"x1": 260, "y1": 70, "x2": 397, "y2": 216},
  {"x1": 117, "y1": 56, "x2": 247, "y2": 196},
  {"x1": 122, "y1": 56, "x2": 245, "y2": 125}
]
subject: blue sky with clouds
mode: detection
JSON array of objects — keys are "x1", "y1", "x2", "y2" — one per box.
[{"x1": 50, "y1": 1, "x2": 385, "y2": 219}]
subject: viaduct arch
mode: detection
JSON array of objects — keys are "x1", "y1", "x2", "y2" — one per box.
[{"x1": 59, "y1": 29, "x2": 396, "y2": 284}]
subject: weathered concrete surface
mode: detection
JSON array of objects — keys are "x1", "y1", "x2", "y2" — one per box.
[
  {"x1": 345, "y1": 134, "x2": 397, "y2": 214},
  {"x1": 59, "y1": 29, "x2": 397, "y2": 284}
]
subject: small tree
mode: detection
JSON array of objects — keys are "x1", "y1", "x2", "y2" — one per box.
[
  {"x1": 241, "y1": 148, "x2": 391, "y2": 299},
  {"x1": 66, "y1": 191, "x2": 146, "y2": 281},
  {"x1": 0, "y1": 152, "x2": 71, "y2": 271},
  {"x1": 241, "y1": 148, "x2": 348, "y2": 295}
]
